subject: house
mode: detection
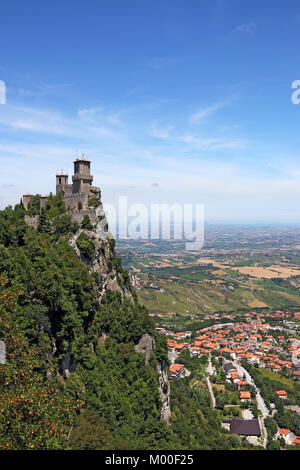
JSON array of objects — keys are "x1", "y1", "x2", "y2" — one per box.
[
  {"x1": 276, "y1": 390, "x2": 287, "y2": 399},
  {"x1": 230, "y1": 418, "x2": 261, "y2": 437},
  {"x1": 292, "y1": 371, "x2": 300, "y2": 381},
  {"x1": 169, "y1": 363, "x2": 185, "y2": 380},
  {"x1": 219, "y1": 347, "x2": 233, "y2": 355},
  {"x1": 279, "y1": 428, "x2": 297, "y2": 445},
  {"x1": 292, "y1": 437, "x2": 300, "y2": 446},
  {"x1": 236, "y1": 380, "x2": 248, "y2": 389},
  {"x1": 230, "y1": 371, "x2": 241, "y2": 382},
  {"x1": 240, "y1": 391, "x2": 251, "y2": 401},
  {"x1": 189, "y1": 346, "x2": 200, "y2": 358},
  {"x1": 174, "y1": 343, "x2": 187, "y2": 353},
  {"x1": 199, "y1": 348, "x2": 210, "y2": 355}
]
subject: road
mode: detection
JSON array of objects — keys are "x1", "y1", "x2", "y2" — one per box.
[
  {"x1": 206, "y1": 354, "x2": 216, "y2": 376},
  {"x1": 230, "y1": 360, "x2": 269, "y2": 418},
  {"x1": 206, "y1": 376, "x2": 216, "y2": 409},
  {"x1": 223, "y1": 359, "x2": 269, "y2": 448},
  {"x1": 205, "y1": 355, "x2": 217, "y2": 408}
]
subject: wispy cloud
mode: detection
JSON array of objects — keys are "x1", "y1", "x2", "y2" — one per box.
[
  {"x1": 149, "y1": 123, "x2": 174, "y2": 140},
  {"x1": 77, "y1": 107, "x2": 103, "y2": 118},
  {"x1": 0, "y1": 104, "x2": 115, "y2": 138},
  {"x1": 178, "y1": 133, "x2": 246, "y2": 151},
  {"x1": 78, "y1": 106, "x2": 124, "y2": 127},
  {"x1": 234, "y1": 22, "x2": 256, "y2": 36},
  {"x1": 189, "y1": 101, "x2": 231, "y2": 124},
  {"x1": 18, "y1": 83, "x2": 72, "y2": 97}
]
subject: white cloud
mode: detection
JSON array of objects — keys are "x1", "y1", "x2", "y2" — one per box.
[
  {"x1": 149, "y1": 123, "x2": 174, "y2": 140},
  {"x1": 189, "y1": 101, "x2": 229, "y2": 124},
  {"x1": 78, "y1": 107, "x2": 103, "y2": 118},
  {"x1": 234, "y1": 22, "x2": 256, "y2": 36},
  {"x1": 0, "y1": 104, "x2": 115, "y2": 138}
]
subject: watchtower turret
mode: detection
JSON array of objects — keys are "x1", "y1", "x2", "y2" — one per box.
[
  {"x1": 72, "y1": 154, "x2": 93, "y2": 194},
  {"x1": 56, "y1": 171, "x2": 70, "y2": 196}
]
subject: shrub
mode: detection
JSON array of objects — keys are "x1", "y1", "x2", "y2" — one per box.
[
  {"x1": 81, "y1": 215, "x2": 93, "y2": 230},
  {"x1": 76, "y1": 233, "x2": 95, "y2": 260}
]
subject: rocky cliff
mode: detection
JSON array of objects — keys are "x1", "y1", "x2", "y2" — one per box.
[
  {"x1": 67, "y1": 202, "x2": 171, "y2": 423},
  {"x1": 68, "y1": 204, "x2": 134, "y2": 304}
]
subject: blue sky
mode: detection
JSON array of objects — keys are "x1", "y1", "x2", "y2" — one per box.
[{"x1": 1, "y1": 0, "x2": 300, "y2": 223}]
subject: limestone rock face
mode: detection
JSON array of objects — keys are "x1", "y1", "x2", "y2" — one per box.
[
  {"x1": 68, "y1": 204, "x2": 170, "y2": 423},
  {"x1": 134, "y1": 334, "x2": 154, "y2": 365},
  {"x1": 68, "y1": 204, "x2": 133, "y2": 303},
  {"x1": 135, "y1": 336, "x2": 172, "y2": 425},
  {"x1": 0, "y1": 340, "x2": 6, "y2": 364},
  {"x1": 157, "y1": 360, "x2": 171, "y2": 425}
]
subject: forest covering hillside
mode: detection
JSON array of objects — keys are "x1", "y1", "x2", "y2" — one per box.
[{"x1": 0, "y1": 196, "x2": 247, "y2": 450}]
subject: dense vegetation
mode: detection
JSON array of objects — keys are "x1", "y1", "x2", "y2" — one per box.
[
  {"x1": 169, "y1": 379, "x2": 252, "y2": 450},
  {"x1": 0, "y1": 199, "x2": 248, "y2": 449}
]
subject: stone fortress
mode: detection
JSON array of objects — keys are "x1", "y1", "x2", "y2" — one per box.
[{"x1": 23, "y1": 155, "x2": 102, "y2": 228}]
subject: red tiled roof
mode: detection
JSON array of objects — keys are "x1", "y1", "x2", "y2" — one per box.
[
  {"x1": 240, "y1": 391, "x2": 251, "y2": 399},
  {"x1": 169, "y1": 363, "x2": 184, "y2": 373},
  {"x1": 280, "y1": 428, "x2": 290, "y2": 435}
]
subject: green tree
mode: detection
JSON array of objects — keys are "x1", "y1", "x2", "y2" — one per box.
[
  {"x1": 68, "y1": 409, "x2": 111, "y2": 450},
  {"x1": 0, "y1": 277, "x2": 80, "y2": 449}
]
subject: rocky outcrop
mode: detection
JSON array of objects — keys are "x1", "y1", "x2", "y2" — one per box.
[
  {"x1": 59, "y1": 342, "x2": 76, "y2": 378},
  {"x1": 134, "y1": 334, "x2": 154, "y2": 365},
  {"x1": 68, "y1": 203, "x2": 170, "y2": 423},
  {"x1": 68, "y1": 204, "x2": 133, "y2": 303},
  {"x1": 135, "y1": 336, "x2": 171, "y2": 425},
  {"x1": 157, "y1": 360, "x2": 171, "y2": 425},
  {"x1": 0, "y1": 340, "x2": 6, "y2": 364}
]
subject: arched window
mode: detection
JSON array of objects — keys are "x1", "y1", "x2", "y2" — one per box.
[
  {"x1": 78, "y1": 201, "x2": 83, "y2": 211},
  {"x1": 59, "y1": 177, "x2": 61, "y2": 184}
]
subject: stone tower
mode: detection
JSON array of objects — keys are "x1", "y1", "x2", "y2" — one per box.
[
  {"x1": 72, "y1": 155, "x2": 93, "y2": 194},
  {"x1": 56, "y1": 172, "x2": 72, "y2": 197},
  {"x1": 22, "y1": 193, "x2": 33, "y2": 210}
]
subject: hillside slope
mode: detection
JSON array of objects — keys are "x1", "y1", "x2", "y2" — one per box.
[{"x1": 0, "y1": 196, "x2": 248, "y2": 450}]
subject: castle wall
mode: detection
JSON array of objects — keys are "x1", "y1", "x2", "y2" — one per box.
[
  {"x1": 56, "y1": 183, "x2": 73, "y2": 197},
  {"x1": 40, "y1": 196, "x2": 48, "y2": 210},
  {"x1": 72, "y1": 179, "x2": 81, "y2": 194},
  {"x1": 63, "y1": 192, "x2": 89, "y2": 211},
  {"x1": 70, "y1": 207, "x2": 97, "y2": 225},
  {"x1": 24, "y1": 215, "x2": 39, "y2": 230}
]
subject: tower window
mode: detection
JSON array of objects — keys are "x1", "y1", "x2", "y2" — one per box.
[{"x1": 78, "y1": 201, "x2": 83, "y2": 211}]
